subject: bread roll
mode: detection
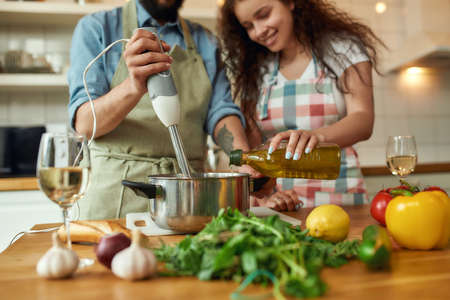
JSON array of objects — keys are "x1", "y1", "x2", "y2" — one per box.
[{"x1": 57, "y1": 220, "x2": 131, "y2": 244}]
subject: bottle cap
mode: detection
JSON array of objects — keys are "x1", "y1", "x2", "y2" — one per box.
[{"x1": 229, "y1": 149, "x2": 243, "y2": 166}]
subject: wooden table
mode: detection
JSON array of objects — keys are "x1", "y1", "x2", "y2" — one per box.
[{"x1": 1, "y1": 205, "x2": 449, "y2": 300}]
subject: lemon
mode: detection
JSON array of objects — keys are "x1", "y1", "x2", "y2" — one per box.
[{"x1": 306, "y1": 204, "x2": 350, "y2": 242}]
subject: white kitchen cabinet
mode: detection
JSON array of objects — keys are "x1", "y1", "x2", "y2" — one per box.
[
  {"x1": 0, "y1": 74, "x2": 67, "y2": 91},
  {"x1": 0, "y1": 1, "x2": 216, "y2": 26},
  {"x1": 0, "y1": 190, "x2": 62, "y2": 253},
  {"x1": 0, "y1": 1, "x2": 217, "y2": 92},
  {"x1": 0, "y1": 1, "x2": 122, "y2": 26}
]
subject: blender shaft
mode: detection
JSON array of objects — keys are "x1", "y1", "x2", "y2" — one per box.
[{"x1": 168, "y1": 125, "x2": 192, "y2": 177}]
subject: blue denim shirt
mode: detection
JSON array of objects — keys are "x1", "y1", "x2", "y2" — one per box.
[{"x1": 68, "y1": 1, "x2": 244, "y2": 135}]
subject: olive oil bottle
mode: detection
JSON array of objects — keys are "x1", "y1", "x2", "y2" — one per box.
[{"x1": 230, "y1": 142, "x2": 341, "y2": 180}]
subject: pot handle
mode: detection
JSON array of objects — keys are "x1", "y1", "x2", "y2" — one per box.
[
  {"x1": 250, "y1": 176, "x2": 271, "y2": 192},
  {"x1": 122, "y1": 180, "x2": 158, "y2": 199}
]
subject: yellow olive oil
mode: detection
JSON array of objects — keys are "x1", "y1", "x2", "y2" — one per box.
[{"x1": 230, "y1": 143, "x2": 341, "y2": 180}]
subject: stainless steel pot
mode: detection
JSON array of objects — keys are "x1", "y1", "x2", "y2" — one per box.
[{"x1": 122, "y1": 173, "x2": 268, "y2": 233}]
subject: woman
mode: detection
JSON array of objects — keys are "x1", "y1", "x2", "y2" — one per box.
[{"x1": 219, "y1": 0, "x2": 384, "y2": 209}]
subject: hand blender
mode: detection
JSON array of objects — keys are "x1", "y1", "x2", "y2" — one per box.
[{"x1": 144, "y1": 27, "x2": 192, "y2": 177}]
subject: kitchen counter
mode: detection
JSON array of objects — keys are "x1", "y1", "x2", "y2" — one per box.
[
  {"x1": 360, "y1": 162, "x2": 450, "y2": 176},
  {"x1": 1, "y1": 162, "x2": 450, "y2": 192},
  {"x1": 0, "y1": 177, "x2": 38, "y2": 191},
  {"x1": 1, "y1": 205, "x2": 449, "y2": 300}
]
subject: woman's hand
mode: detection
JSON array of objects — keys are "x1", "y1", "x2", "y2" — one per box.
[
  {"x1": 268, "y1": 130, "x2": 325, "y2": 160},
  {"x1": 253, "y1": 190, "x2": 303, "y2": 212},
  {"x1": 123, "y1": 29, "x2": 173, "y2": 97}
]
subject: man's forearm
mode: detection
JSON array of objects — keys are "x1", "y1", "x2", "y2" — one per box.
[
  {"x1": 213, "y1": 115, "x2": 250, "y2": 155},
  {"x1": 74, "y1": 78, "x2": 143, "y2": 139}
]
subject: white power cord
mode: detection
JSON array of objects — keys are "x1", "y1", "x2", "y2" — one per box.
[
  {"x1": 82, "y1": 38, "x2": 130, "y2": 145},
  {"x1": 8, "y1": 39, "x2": 130, "y2": 249},
  {"x1": 9, "y1": 227, "x2": 60, "y2": 248},
  {"x1": 73, "y1": 39, "x2": 129, "y2": 165}
]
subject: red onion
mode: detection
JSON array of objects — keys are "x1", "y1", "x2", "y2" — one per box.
[{"x1": 95, "y1": 233, "x2": 131, "y2": 269}]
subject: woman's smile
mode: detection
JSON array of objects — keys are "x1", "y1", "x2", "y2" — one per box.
[{"x1": 262, "y1": 30, "x2": 278, "y2": 48}]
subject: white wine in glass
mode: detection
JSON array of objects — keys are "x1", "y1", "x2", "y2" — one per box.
[
  {"x1": 37, "y1": 132, "x2": 90, "y2": 249},
  {"x1": 386, "y1": 136, "x2": 417, "y2": 179}
]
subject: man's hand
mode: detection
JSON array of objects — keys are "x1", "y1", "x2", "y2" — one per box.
[
  {"x1": 124, "y1": 29, "x2": 173, "y2": 97},
  {"x1": 74, "y1": 29, "x2": 173, "y2": 139},
  {"x1": 236, "y1": 165, "x2": 262, "y2": 178}
]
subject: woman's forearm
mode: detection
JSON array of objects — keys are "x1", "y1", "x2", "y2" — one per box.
[
  {"x1": 314, "y1": 61, "x2": 374, "y2": 148},
  {"x1": 313, "y1": 110, "x2": 374, "y2": 148}
]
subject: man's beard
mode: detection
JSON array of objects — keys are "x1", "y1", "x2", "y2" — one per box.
[{"x1": 139, "y1": 0, "x2": 184, "y2": 23}]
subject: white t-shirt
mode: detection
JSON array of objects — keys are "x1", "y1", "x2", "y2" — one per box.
[
  {"x1": 261, "y1": 38, "x2": 369, "y2": 119},
  {"x1": 324, "y1": 37, "x2": 370, "y2": 77}
]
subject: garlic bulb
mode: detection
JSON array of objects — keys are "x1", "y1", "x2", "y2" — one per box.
[
  {"x1": 36, "y1": 232, "x2": 79, "y2": 279},
  {"x1": 111, "y1": 229, "x2": 157, "y2": 280}
]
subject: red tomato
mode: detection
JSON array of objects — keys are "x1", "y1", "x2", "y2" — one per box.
[
  {"x1": 423, "y1": 186, "x2": 448, "y2": 196},
  {"x1": 370, "y1": 191, "x2": 392, "y2": 226}
]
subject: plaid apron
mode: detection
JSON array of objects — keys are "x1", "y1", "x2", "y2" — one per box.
[{"x1": 257, "y1": 56, "x2": 368, "y2": 207}]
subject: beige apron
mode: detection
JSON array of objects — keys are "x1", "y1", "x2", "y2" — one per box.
[{"x1": 79, "y1": 0, "x2": 212, "y2": 220}]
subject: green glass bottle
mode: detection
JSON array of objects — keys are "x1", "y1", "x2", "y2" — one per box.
[{"x1": 229, "y1": 142, "x2": 341, "y2": 180}]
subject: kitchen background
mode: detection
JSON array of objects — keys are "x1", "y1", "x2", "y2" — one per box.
[{"x1": 0, "y1": 0, "x2": 449, "y2": 252}]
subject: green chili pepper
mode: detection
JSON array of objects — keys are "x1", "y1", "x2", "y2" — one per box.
[{"x1": 358, "y1": 225, "x2": 392, "y2": 269}]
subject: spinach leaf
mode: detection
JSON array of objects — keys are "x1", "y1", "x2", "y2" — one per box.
[{"x1": 153, "y1": 208, "x2": 360, "y2": 298}]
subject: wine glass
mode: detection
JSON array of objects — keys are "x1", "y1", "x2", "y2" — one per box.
[
  {"x1": 386, "y1": 136, "x2": 417, "y2": 179},
  {"x1": 36, "y1": 132, "x2": 90, "y2": 249}
]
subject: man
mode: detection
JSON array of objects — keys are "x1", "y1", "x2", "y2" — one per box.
[{"x1": 68, "y1": 0, "x2": 250, "y2": 220}]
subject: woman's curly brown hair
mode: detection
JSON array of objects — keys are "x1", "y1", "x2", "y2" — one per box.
[{"x1": 218, "y1": 0, "x2": 384, "y2": 129}]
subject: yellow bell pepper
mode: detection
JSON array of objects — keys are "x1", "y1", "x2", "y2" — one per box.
[{"x1": 385, "y1": 191, "x2": 450, "y2": 250}]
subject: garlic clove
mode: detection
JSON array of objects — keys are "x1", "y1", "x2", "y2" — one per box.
[
  {"x1": 36, "y1": 232, "x2": 79, "y2": 279},
  {"x1": 111, "y1": 229, "x2": 157, "y2": 281}
]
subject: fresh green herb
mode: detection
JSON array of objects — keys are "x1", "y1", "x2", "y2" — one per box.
[{"x1": 154, "y1": 208, "x2": 361, "y2": 299}]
